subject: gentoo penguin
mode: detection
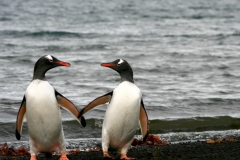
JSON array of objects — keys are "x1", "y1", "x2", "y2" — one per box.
[
  {"x1": 78, "y1": 59, "x2": 149, "y2": 159},
  {"x1": 15, "y1": 55, "x2": 86, "y2": 160}
]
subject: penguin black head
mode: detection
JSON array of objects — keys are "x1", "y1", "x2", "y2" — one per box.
[
  {"x1": 101, "y1": 59, "x2": 134, "y2": 83},
  {"x1": 33, "y1": 55, "x2": 70, "y2": 80}
]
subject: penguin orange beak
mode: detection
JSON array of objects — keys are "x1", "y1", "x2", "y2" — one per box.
[
  {"x1": 56, "y1": 61, "x2": 71, "y2": 67},
  {"x1": 101, "y1": 63, "x2": 115, "y2": 67}
]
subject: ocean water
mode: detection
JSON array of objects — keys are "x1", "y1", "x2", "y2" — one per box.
[{"x1": 0, "y1": 0, "x2": 240, "y2": 149}]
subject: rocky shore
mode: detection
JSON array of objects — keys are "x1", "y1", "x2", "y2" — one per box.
[{"x1": 1, "y1": 136, "x2": 240, "y2": 160}]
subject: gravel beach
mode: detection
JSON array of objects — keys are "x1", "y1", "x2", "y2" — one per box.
[{"x1": 1, "y1": 137, "x2": 240, "y2": 160}]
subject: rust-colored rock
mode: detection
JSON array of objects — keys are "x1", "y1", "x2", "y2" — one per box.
[
  {"x1": 131, "y1": 135, "x2": 168, "y2": 146},
  {"x1": 0, "y1": 143, "x2": 30, "y2": 157}
]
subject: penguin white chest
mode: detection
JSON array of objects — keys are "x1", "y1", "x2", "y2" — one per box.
[
  {"x1": 103, "y1": 81, "x2": 142, "y2": 148},
  {"x1": 25, "y1": 80, "x2": 62, "y2": 148}
]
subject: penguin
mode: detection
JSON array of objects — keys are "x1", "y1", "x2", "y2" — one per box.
[
  {"x1": 15, "y1": 55, "x2": 86, "y2": 160},
  {"x1": 78, "y1": 59, "x2": 149, "y2": 159}
]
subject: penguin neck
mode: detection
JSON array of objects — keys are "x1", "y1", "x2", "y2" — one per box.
[
  {"x1": 33, "y1": 69, "x2": 47, "y2": 81},
  {"x1": 120, "y1": 71, "x2": 134, "y2": 83}
]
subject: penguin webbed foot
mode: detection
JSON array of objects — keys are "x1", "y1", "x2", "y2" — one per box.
[
  {"x1": 59, "y1": 153, "x2": 69, "y2": 160},
  {"x1": 30, "y1": 155, "x2": 37, "y2": 160},
  {"x1": 120, "y1": 154, "x2": 134, "y2": 160},
  {"x1": 103, "y1": 151, "x2": 114, "y2": 159}
]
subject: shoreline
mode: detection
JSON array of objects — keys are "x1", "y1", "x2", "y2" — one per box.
[{"x1": 1, "y1": 137, "x2": 240, "y2": 160}]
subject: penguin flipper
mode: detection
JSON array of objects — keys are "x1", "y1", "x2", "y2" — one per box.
[
  {"x1": 55, "y1": 90, "x2": 86, "y2": 127},
  {"x1": 78, "y1": 91, "x2": 113, "y2": 118},
  {"x1": 139, "y1": 99, "x2": 149, "y2": 142},
  {"x1": 16, "y1": 96, "x2": 26, "y2": 140}
]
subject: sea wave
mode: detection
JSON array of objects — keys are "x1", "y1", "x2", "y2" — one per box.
[
  {"x1": 148, "y1": 116, "x2": 240, "y2": 133},
  {"x1": 2, "y1": 116, "x2": 239, "y2": 146},
  {"x1": 0, "y1": 30, "x2": 102, "y2": 38},
  {"x1": 60, "y1": 116, "x2": 240, "y2": 134}
]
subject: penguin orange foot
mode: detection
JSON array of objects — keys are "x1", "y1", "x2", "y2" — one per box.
[
  {"x1": 60, "y1": 153, "x2": 69, "y2": 160},
  {"x1": 103, "y1": 151, "x2": 113, "y2": 159},
  {"x1": 30, "y1": 155, "x2": 37, "y2": 160},
  {"x1": 120, "y1": 154, "x2": 134, "y2": 160}
]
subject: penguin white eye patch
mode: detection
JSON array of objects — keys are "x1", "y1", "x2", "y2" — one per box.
[
  {"x1": 45, "y1": 55, "x2": 53, "y2": 61},
  {"x1": 118, "y1": 59, "x2": 124, "y2": 65}
]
